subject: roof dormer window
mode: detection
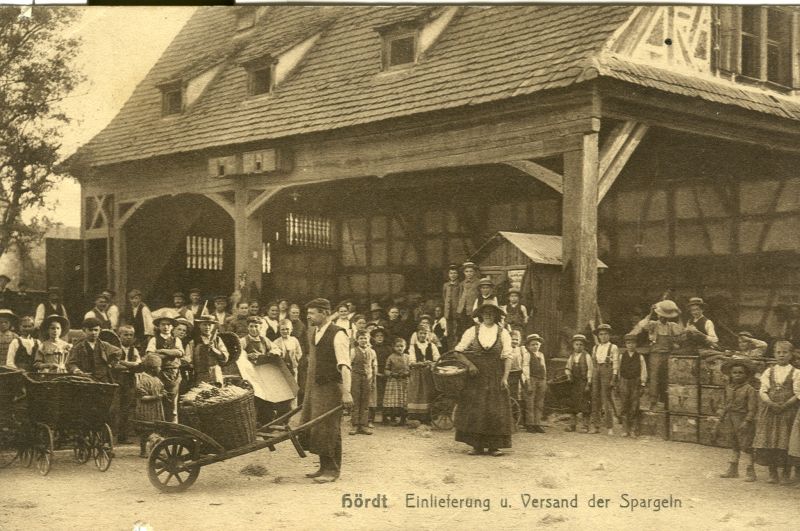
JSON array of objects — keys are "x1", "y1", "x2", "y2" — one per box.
[
  {"x1": 236, "y1": 8, "x2": 257, "y2": 32},
  {"x1": 159, "y1": 81, "x2": 183, "y2": 116},
  {"x1": 248, "y1": 64, "x2": 273, "y2": 96},
  {"x1": 385, "y1": 33, "x2": 418, "y2": 69}
]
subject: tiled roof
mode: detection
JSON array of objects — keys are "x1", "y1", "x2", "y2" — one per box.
[
  {"x1": 595, "y1": 55, "x2": 800, "y2": 122},
  {"x1": 72, "y1": 5, "x2": 635, "y2": 168}
]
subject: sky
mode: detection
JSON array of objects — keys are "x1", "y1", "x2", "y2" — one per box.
[{"x1": 41, "y1": 6, "x2": 196, "y2": 227}]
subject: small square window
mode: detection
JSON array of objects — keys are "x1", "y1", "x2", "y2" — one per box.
[
  {"x1": 248, "y1": 65, "x2": 273, "y2": 96},
  {"x1": 387, "y1": 35, "x2": 416, "y2": 68},
  {"x1": 161, "y1": 86, "x2": 182, "y2": 116},
  {"x1": 236, "y1": 10, "x2": 256, "y2": 31}
]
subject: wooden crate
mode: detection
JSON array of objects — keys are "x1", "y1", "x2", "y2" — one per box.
[
  {"x1": 699, "y1": 356, "x2": 727, "y2": 386},
  {"x1": 669, "y1": 414, "x2": 699, "y2": 443},
  {"x1": 700, "y1": 385, "x2": 725, "y2": 416},
  {"x1": 639, "y1": 411, "x2": 669, "y2": 439},
  {"x1": 668, "y1": 355, "x2": 700, "y2": 385},
  {"x1": 698, "y1": 415, "x2": 733, "y2": 449},
  {"x1": 667, "y1": 384, "x2": 699, "y2": 414}
]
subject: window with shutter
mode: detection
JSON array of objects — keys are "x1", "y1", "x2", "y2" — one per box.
[{"x1": 717, "y1": 6, "x2": 798, "y2": 90}]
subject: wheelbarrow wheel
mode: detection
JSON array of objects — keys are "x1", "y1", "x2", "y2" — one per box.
[
  {"x1": 148, "y1": 437, "x2": 200, "y2": 493},
  {"x1": 430, "y1": 395, "x2": 455, "y2": 431},
  {"x1": 35, "y1": 423, "x2": 53, "y2": 476},
  {"x1": 94, "y1": 424, "x2": 114, "y2": 472}
]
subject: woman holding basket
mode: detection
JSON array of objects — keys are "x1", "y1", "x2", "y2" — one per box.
[{"x1": 452, "y1": 302, "x2": 514, "y2": 456}]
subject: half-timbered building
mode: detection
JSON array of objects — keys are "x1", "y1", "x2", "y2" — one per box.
[{"x1": 68, "y1": 5, "x2": 800, "y2": 339}]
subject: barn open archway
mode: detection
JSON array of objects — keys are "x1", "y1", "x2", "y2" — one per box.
[{"x1": 123, "y1": 193, "x2": 235, "y2": 307}]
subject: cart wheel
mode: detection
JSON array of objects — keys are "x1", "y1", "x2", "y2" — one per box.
[
  {"x1": 510, "y1": 398, "x2": 523, "y2": 429},
  {"x1": 73, "y1": 429, "x2": 91, "y2": 464},
  {"x1": 35, "y1": 424, "x2": 53, "y2": 476},
  {"x1": 148, "y1": 437, "x2": 200, "y2": 492},
  {"x1": 430, "y1": 396, "x2": 455, "y2": 431},
  {"x1": 20, "y1": 445, "x2": 35, "y2": 468},
  {"x1": 94, "y1": 424, "x2": 114, "y2": 472}
]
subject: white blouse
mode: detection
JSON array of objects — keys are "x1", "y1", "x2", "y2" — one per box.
[{"x1": 454, "y1": 324, "x2": 513, "y2": 359}]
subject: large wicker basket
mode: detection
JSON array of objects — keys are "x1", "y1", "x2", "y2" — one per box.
[
  {"x1": 0, "y1": 367, "x2": 24, "y2": 425},
  {"x1": 193, "y1": 388, "x2": 257, "y2": 450},
  {"x1": 432, "y1": 359, "x2": 468, "y2": 398},
  {"x1": 25, "y1": 374, "x2": 118, "y2": 428}
]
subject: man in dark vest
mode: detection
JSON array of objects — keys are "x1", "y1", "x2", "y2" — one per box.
[
  {"x1": 299, "y1": 298, "x2": 353, "y2": 483},
  {"x1": 83, "y1": 293, "x2": 113, "y2": 330},
  {"x1": 34, "y1": 286, "x2": 69, "y2": 329},
  {"x1": 123, "y1": 289, "x2": 153, "y2": 347},
  {"x1": 684, "y1": 297, "x2": 718, "y2": 349}
]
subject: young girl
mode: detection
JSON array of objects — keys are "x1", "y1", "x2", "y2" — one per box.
[
  {"x1": 273, "y1": 319, "x2": 303, "y2": 377},
  {"x1": 407, "y1": 325, "x2": 440, "y2": 423},
  {"x1": 135, "y1": 354, "x2": 166, "y2": 458},
  {"x1": 349, "y1": 330, "x2": 377, "y2": 435},
  {"x1": 6, "y1": 316, "x2": 39, "y2": 372},
  {"x1": 371, "y1": 327, "x2": 392, "y2": 424},
  {"x1": 717, "y1": 358, "x2": 758, "y2": 482},
  {"x1": 522, "y1": 333, "x2": 547, "y2": 433},
  {"x1": 33, "y1": 315, "x2": 72, "y2": 373},
  {"x1": 383, "y1": 337, "x2": 410, "y2": 426},
  {"x1": 753, "y1": 340, "x2": 800, "y2": 484},
  {"x1": 564, "y1": 334, "x2": 593, "y2": 433}
]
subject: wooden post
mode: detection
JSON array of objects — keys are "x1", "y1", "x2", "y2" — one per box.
[
  {"x1": 234, "y1": 186, "x2": 263, "y2": 300},
  {"x1": 562, "y1": 133, "x2": 600, "y2": 333}
]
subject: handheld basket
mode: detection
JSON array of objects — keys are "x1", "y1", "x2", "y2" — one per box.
[
  {"x1": 192, "y1": 386, "x2": 257, "y2": 450},
  {"x1": 432, "y1": 358, "x2": 468, "y2": 398}
]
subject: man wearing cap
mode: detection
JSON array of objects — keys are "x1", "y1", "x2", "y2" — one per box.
[
  {"x1": 84, "y1": 293, "x2": 113, "y2": 330},
  {"x1": 630, "y1": 300, "x2": 684, "y2": 410},
  {"x1": 123, "y1": 289, "x2": 153, "y2": 346},
  {"x1": 69, "y1": 317, "x2": 123, "y2": 383},
  {"x1": 34, "y1": 287, "x2": 69, "y2": 328},
  {"x1": 188, "y1": 288, "x2": 208, "y2": 321},
  {"x1": 456, "y1": 262, "x2": 480, "y2": 334},
  {"x1": 442, "y1": 264, "x2": 462, "y2": 339},
  {"x1": 616, "y1": 334, "x2": 648, "y2": 437},
  {"x1": 185, "y1": 315, "x2": 229, "y2": 385},
  {"x1": 300, "y1": 298, "x2": 353, "y2": 483},
  {"x1": 684, "y1": 297, "x2": 719, "y2": 348},
  {"x1": 503, "y1": 287, "x2": 529, "y2": 331},
  {"x1": 736, "y1": 331, "x2": 768, "y2": 359},
  {"x1": 367, "y1": 302, "x2": 388, "y2": 329},
  {"x1": 102, "y1": 289, "x2": 120, "y2": 330},
  {"x1": 211, "y1": 295, "x2": 232, "y2": 333},
  {"x1": 172, "y1": 292, "x2": 194, "y2": 324},
  {"x1": 522, "y1": 333, "x2": 547, "y2": 433},
  {"x1": 146, "y1": 310, "x2": 185, "y2": 422},
  {"x1": 591, "y1": 324, "x2": 619, "y2": 435},
  {"x1": 565, "y1": 334, "x2": 593, "y2": 432}
]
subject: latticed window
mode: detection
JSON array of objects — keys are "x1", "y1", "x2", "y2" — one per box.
[
  {"x1": 286, "y1": 213, "x2": 332, "y2": 248},
  {"x1": 186, "y1": 236, "x2": 224, "y2": 270}
]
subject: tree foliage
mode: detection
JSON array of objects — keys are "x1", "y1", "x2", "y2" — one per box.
[{"x1": 0, "y1": 7, "x2": 83, "y2": 259}]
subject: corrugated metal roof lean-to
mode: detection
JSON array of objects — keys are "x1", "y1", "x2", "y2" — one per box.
[{"x1": 473, "y1": 232, "x2": 608, "y2": 268}]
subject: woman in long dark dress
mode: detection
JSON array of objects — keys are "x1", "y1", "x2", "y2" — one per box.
[{"x1": 452, "y1": 302, "x2": 514, "y2": 456}]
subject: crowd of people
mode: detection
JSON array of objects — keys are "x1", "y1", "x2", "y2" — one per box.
[{"x1": 1, "y1": 260, "x2": 800, "y2": 485}]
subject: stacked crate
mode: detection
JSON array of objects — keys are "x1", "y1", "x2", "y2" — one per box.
[{"x1": 667, "y1": 355, "x2": 703, "y2": 443}]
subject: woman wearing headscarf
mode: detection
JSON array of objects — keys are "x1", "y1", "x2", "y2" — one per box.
[{"x1": 452, "y1": 301, "x2": 514, "y2": 456}]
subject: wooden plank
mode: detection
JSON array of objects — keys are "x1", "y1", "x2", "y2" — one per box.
[
  {"x1": 502, "y1": 160, "x2": 563, "y2": 194},
  {"x1": 117, "y1": 199, "x2": 147, "y2": 228},
  {"x1": 561, "y1": 133, "x2": 600, "y2": 332},
  {"x1": 234, "y1": 185, "x2": 263, "y2": 299},
  {"x1": 246, "y1": 186, "x2": 287, "y2": 218},
  {"x1": 207, "y1": 192, "x2": 236, "y2": 220},
  {"x1": 598, "y1": 122, "x2": 648, "y2": 203}
]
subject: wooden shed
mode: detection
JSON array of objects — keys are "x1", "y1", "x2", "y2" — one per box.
[{"x1": 471, "y1": 232, "x2": 607, "y2": 357}]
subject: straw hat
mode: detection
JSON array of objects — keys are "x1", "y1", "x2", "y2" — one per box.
[
  {"x1": 721, "y1": 357, "x2": 755, "y2": 377},
  {"x1": 0, "y1": 309, "x2": 18, "y2": 328},
  {"x1": 41, "y1": 314, "x2": 70, "y2": 338},
  {"x1": 472, "y1": 301, "x2": 506, "y2": 321},
  {"x1": 152, "y1": 308, "x2": 179, "y2": 327},
  {"x1": 194, "y1": 314, "x2": 218, "y2": 325},
  {"x1": 653, "y1": 300, "x2": 681, "y2": 318}
]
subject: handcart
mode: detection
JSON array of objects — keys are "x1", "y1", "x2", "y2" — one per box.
[
  {"x1": 0, "y1": 367, "x2": 32, "y2": 468},
  {"x1": 24, "y1": 373, "x2": 119, "y2": 475},
  {"x1": 135, "y1": 403, "x2": 343, "y2": 493}
]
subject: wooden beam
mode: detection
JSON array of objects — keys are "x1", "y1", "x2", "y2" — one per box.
[
  {"x1": 116, "y1": 199, "x2": 147, "y2": 228},
  {"x1": 206, "y1": 192, "x2": 236, "y2": 220},
  {"x1": 246, "y1": 186, "x2": 286, "y2": 218},
  {"x1": 235, "y1": 184, "x2": 264, "y2": 299},
  {"x1": 598, "y1": 121, "x2": 648, "y2": 203},
  {"x1": 502, "y1": 160, "x2": 563, "y2": 194},
  {"x1": 562, "y1": 133, "x2": 600, "y2": 332}
]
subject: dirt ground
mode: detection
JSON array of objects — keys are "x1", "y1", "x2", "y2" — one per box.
[{"x1": 1, "y1": 414, "x2": 797, "y2": 531}]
